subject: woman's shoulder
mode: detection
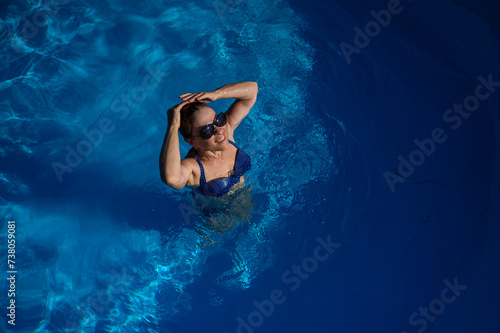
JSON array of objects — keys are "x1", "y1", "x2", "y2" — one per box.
[
  {"x1": 182, "y1": 149, "x2": 201, "y2": 187},
  {"x1": 182, "y1": 149, "x2": 200, "y2": 168}
]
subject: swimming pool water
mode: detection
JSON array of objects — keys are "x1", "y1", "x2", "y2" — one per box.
[{"x1": 1, "y1": 0, "x2": 500, "y2": 332}]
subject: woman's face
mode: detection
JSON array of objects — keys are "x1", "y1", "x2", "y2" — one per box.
[{"x1": 189, "y1": 105, "x2": 229, "y2": 150}]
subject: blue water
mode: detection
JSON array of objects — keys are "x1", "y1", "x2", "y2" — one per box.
[{"x1": 1, "y1": 0, "x2": 500, "y2": 332}]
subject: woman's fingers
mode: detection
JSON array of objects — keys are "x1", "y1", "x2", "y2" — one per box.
[
  {"x1": 179, "y1": 93, "x2": 197, "y2": 101},
  {"x1": 179, "y1": 93, "x2": 194, "y2": 102},
  {"x1": 175, "y1": 100, "x2": 189, "y2": 109},
  {"x1": 180, "y1": 92, "x2": 207, "y2": 102},
  {"x1": 167, "y1": 101, "x2": 188, "y2": 127},
  {"x1": 189, "y1": 92, "x2": 205, "y2": 102},
  {"x1": 168, "y1": 100, "x2": 189, "y2": 113}
]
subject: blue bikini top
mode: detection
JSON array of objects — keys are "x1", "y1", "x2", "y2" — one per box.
[{"x1": 192, "y1": 140, "x2": 251, "y2": 197}]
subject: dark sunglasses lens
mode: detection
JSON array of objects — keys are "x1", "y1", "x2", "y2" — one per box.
[
  {"x1": 214, "y1": 113, "x2": 227, "y2": 127},
  {"x1": 199, "y1": 124, "x2": 214, "y2": 140}
]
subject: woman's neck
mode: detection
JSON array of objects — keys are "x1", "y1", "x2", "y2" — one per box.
[{"x1": 197, "y1": 148, "x2": 225, "y2": 162}]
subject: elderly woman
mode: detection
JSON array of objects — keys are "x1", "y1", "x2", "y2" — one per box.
[{"x1": 160, "y1": 81, "x2": 258, "y2": 199}]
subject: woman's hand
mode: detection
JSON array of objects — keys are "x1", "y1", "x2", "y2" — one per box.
[
  {"x1": 179, "y1": 91, "x2": 218, "y2": 103},
  {"x1": 167, "y1": 101, "x2": 189, "y2": 129}
]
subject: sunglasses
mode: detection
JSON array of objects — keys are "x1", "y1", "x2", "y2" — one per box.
[{"x1": 190, "y1": 112, "x2": 227, "y2": 140}]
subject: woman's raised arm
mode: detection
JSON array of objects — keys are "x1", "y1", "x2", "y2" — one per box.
[
  {"x1": 159, "y1": 101, "x2": 193, "y2": 189},
  {"x1": 180, "y1": 81, "x2": 258, "y2": 130}
]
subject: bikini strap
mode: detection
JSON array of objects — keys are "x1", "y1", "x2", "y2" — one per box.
[{"x1": 194, "y1": 153, "x2": 207, "y2": 187}]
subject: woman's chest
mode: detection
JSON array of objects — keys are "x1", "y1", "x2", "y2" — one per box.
[{"x1": 203, "y1": 150, "x2": 238, "y2": 182}]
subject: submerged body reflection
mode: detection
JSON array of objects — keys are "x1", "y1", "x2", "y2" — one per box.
[{"x1": 191, "y1": 177, "x2": 254, "y2": 237}]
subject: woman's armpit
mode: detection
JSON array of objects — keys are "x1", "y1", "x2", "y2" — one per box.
[{"x1": 182, "y1": 158, "x2": 200, "y2": 187}]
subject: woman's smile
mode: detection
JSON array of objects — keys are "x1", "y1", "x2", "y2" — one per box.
[{"x1": 214, "y1": 134, "x2": 225, "y2": 143}]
